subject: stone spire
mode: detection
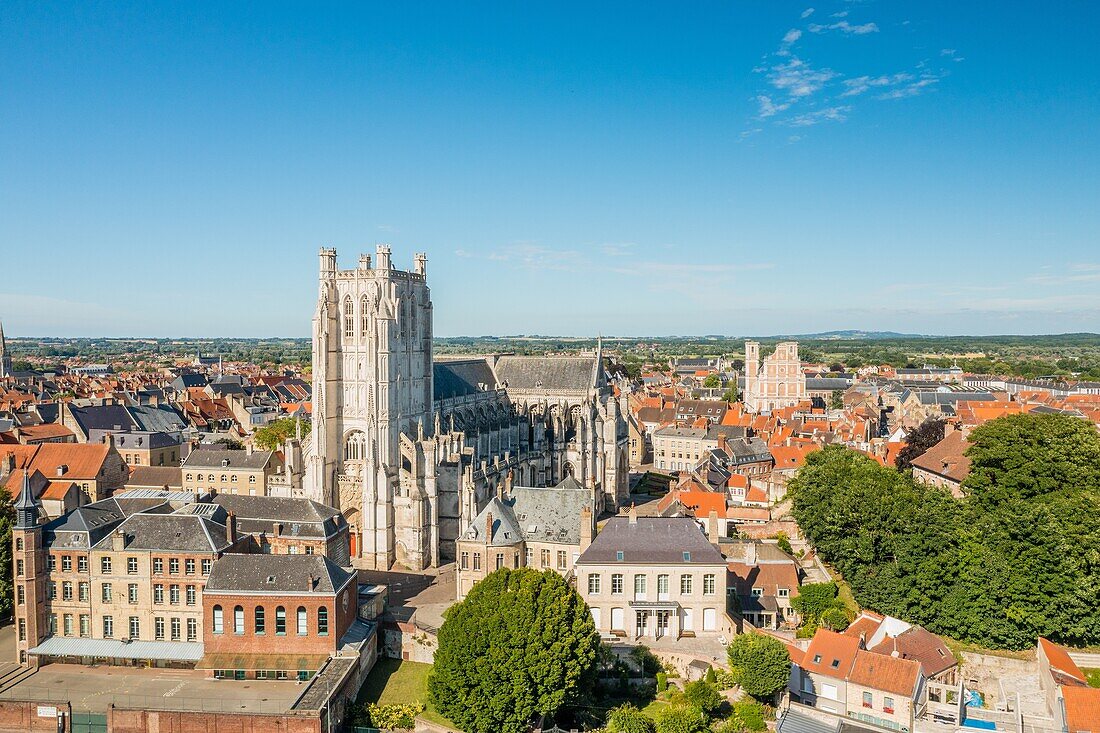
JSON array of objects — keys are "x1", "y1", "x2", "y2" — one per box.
[
  {"x1": 0, "y1": 320, "x2": 11, "y2": 378},
  {"x1": 14, "y1": 470, "x2": 39, "y2": 529}
]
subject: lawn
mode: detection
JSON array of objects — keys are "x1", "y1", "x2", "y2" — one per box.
[
  {"x1": 1085, "y1": 668, "x2": 1100, "y2": 688},
  {"x1": 357, "y1": 657, "x2": 456, "y2": 728}
]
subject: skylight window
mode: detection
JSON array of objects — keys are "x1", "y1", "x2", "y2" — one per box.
[
  {"x1": 683, "y1": 551, "x2": 691, "y2": 562},
  {"x1": 615, "y1": 551, "x2": 624, "y2": 561}
]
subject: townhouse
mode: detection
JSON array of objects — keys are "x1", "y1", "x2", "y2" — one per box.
[{"x1": 575, "y1": 512, "x2": 730, "y2": 641}]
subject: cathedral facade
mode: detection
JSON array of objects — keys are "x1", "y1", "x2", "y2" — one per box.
[{"x1": 302, "y1": 246, "x2": 629, "y2": 571}]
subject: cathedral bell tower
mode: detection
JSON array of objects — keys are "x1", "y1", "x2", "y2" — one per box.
[{"x1": 12, "y1": 471, "x2": 47, "y2": 665}]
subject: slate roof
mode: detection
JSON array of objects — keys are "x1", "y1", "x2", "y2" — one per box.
[
  {"x1": 433, "y1": 359, "x2": 499, "y2": 399},
  {"x1": 495, "y1": 355, "x2": 598, "y2": 392},
  {"x1": 182, "y1": 447, "x2": 273, "y2": 469},
  {"x1": 916, "y1": 391, "x2": 995, "y2": 405},
  {"x1": 67, "y1": 403, "x2": 135, "y2": 434},
  {"x1": 96, "y1": 513, "x2": 231, "y2": 552},
  {"x1": 508, "y1": 477, "x2": 593, "y2": 545},
  {"x1": 806, "y1": 377, "x2": 852, "y2": 391},
  {"x1": 204, "y1": 554, "x2": 355, "y2": 595},
  {"x1": 212, "y1": 494, "x2": 344, "y2": 538},
  {"x1": 464, "y1": 496, "x2": 526, "y2": 546},
  {"x1": 44, "y1": 498, "x2": 134, "y2": 548},
  {"x1": 576, "y1": 516, "x2": 725, "y2": 566},
  {"x1": 129, "y1": 404, "x2": 188, "y2": 433}
]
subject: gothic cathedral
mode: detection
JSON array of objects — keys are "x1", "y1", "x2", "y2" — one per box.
[{"x1": 303, "y1": 246, "x2": 629, "y2": 571}]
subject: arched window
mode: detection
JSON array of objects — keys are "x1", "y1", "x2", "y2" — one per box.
[
  {"x1": 275, "y1": 606, "x2": 286, "y2": 635},
  {"x1": 254, "y1": 606, "x2": 265, "y2": 634},
  {"x1": 207, "y1": 474, "x2": 214, "y2": 482},
  {"x1": 212, "y1": 605, "x2": 223, "y2": 634},
  {"x1": 344, "y1": 431, "x2": 366, "y2": 461},
  {"x1": 343, "y1": 296, "x2": 354, "y2": 339},
  {"x1": 360, "y1": 295, "x2": 370, "y2": 337},
  {"x1": 233, "y1": 605, "x2": 244, "y2": 634},
  {"x1": 317, "y1": 606, "x2": 329, "y2": 635},
  {"x1": 297, "y1": 606, "x2": 307, "y2": 636}
]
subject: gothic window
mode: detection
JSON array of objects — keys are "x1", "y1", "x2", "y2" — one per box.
[
  {"x1": 344, "y1": 431, "x2": 367, "y2": 462},
  {"x1": 360, "y1": 295, "x2": 370, "y2": 337},
  {"x1": 343, "y1": 296, "x2": 354, "y2": 340}
]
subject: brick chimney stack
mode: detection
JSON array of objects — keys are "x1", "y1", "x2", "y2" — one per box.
[
  {"x1": 580, "y1": 505, "x2": 593, "y2": 552},
  {"x1": 628, "y1": 503, "x2": 637, "y2": 526},
  {"x1": 485, "y1": 512, "x2": 494, "y2": 543},
  {"x1": 226, "y1": 511, "x2": 237, "y2": 544},
  {"x1": 708, "y1": 510, "x2": 720, "y2": 547}
]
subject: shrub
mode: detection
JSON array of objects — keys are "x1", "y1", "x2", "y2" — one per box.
[
  {"x1": 795, "y1": 622, "x2": 818, "y2": 639},
  {"x1": 714, "y1": 669, "x2": 737, "y2": 691},
  {"x1": 821, "y1": 607, "x2": 850, "y2": 631},
  {"x1": 657, "y1": 672, "x2": 668, "y2": 692},
  {"x1": 606, "y1": 703, "x2": 655, "y2": 733},
  {"x1": 631, "y1": 645, "x2": 663, "y2": 676},
  {"x1": 705, "y1": 666, "x2": 717, "y2": 684},
  {"x1": 729, "y1": 700, "x2": 767, "y2": 732},
  {"x1": 682, "y1": 680, "x2": 722, "y2": 718},
  {"x1": 365, "y1": 702, "x2": 425, "y2": 730},
  {"x1": 654, "y1": 704, "x2": 708, "y2": 733},
  {"x1": 775, "y1": 532, "x2": 794, "y2": 556}
]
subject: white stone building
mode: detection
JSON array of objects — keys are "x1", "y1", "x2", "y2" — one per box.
[
  {"x1": 742, "y1": 341, "x2": 807, "y2": 413},
  {"x1": 302, "y1": 246, "x2": 629, "y2": 571}
]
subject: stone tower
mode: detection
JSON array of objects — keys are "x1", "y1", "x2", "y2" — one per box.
[
  {"x1": 12, "y1": 472, "x2": 47, "y2": 665},
  {"x1": 0, "y1": 320, "x2": 12, "y2": 378},
  {"x1": 304, "y1": 246, "x2": 437, "y2": 569}
]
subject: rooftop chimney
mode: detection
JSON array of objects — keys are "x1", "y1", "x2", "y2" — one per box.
[
  {"x1": 112, "y1": 528, "x2": 126, "y2": 551},
  {"x1": 485, "y1": 512, "x2": 494, "y2": 543},
  {"x1": 745, "y1": 540, "x2": 758, "y2": 566},
  {"x1": 273, "y1": 521, "x2": 282, "y2": 537},
  {"x1": 707, "y1": 510, "x2": 720, "y2": 547},
  {"x1": 226, "y1": 511, "x2": 237, "y2": 545},
  {"x1": 56, "y1": 464, "x2": 67, "y2": 477},
  {"x1": 628, "y1": 503, "x2": 637, "y2": 526},
  {"x1": 580, "y1": 505, "x2": 594, "y2": 552}
]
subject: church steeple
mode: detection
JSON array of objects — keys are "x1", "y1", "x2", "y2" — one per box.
[
  {"x1": 14, "y1": 470, "x2": 40, "y2": 529},
  {"x1": 0, "y1": 320, "x2": 11, "y2": 378}
]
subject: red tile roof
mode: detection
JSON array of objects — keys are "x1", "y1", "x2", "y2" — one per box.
[
  {"x1": 847, "y1": 648, "x2": 922, "y2": 697},
  {"x1": 802, "y1": 628, "x2": 861, "y2": 680},
  {"x1": 1063, "y1": 686, "x2": 1100, "y2": 733},
  {"x1": 1039, "y1": 637, "x2": 1086, "y2": 685}
]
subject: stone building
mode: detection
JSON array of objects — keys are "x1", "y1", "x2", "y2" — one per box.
[
  {"x1": 454, "y1": 476, "x2": 595, "y2": 599},
  {"x1": 182, "y1": 447, "x2": 277, "y2": 496},
  {"x1": 742, "y1": 341, "x2": 807, "y2": 414},
  {"x1": 575, "y1": 513, "x2": 730, "y2": 641},
  {"x1": 0, "y1": 320, "x2": 12, "y2": 379},
  {"x1": 302, "y1": 247, "x2": 629, "y2": 571}
]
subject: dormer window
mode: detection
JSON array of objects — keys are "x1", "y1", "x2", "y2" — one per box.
[
  {"x1": 813, "y1": 654, "x2": 822, "y2": 664},
  {"x1": 830, "y1": 659, "x2": 840, "y2": 669},
  {"x1": 615, "y1": 551, "x2": 624, "y2": 561}
]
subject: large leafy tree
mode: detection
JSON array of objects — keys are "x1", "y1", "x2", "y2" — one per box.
[
  {"x1": 428, "y1": 568, "x2": 600, "y2": 733},
  {"x1": 791, "y1": 415, "x2": 1100, "y2": 649},
  {"x1": 894, "y1": 418, "x2": 945, "y2": 471},
  {"x1": 726, "y1": 633, "x2": 791, "y2": 700},
  {"x1": 0, "y1": 486, "x2": 13, "y2": 620}
]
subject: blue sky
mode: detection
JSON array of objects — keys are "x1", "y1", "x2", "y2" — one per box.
[{"x1": 1, "y1": 1, "x2": 1098, "y2": 338}]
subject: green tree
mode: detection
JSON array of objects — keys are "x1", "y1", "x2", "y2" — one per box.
[
  {"x1": 726, "y1": 633, "x2": 791, "y2": 700},
  {"x1": 253, "y1": 417, "x2": 311, "y2": 451},
  {"x1": 606, "y1": 703, "x2": 655, "y2": 733},
  {"x1": 828, "y1": 390, "x2": 845, "y2": 410},
  {"x1": 703, "y1": 374, "x2": 721, "y2": 388},
  {"x1": 789, "y1": 582, "x2": 840, "y2": 624},
  {"x1": 820, "y1": 607, "x2": 850, "y2": 632},
  {"x1": 428, "y1": 568, "x2": 600, "y2": 733},
  {"x1": 654, "y1": 704, "x2": 708, "y2": 733},
  {"x1": 682, "y1": 680, "x2": 722, "y2": 718},
  {"x1": 0, "y1": 486, "x2": 13, "y2": 620}
]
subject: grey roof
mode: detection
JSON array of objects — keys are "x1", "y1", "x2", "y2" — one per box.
[
  {"x1": 204, "y1": 554, "x2": 355, "y2": 595},
  {"x1": 95, "y1": 513, "x2": 231, "y2": 552},
  {"x1": 676, "y1": 400, "x2": 728, "y2": 418},
  {"x1": 806, "y1": 377, "x2": 852, "y2": 391},
  {"x1": 44, "y1": 498, "x2": 135, "y2": 548},
  {"x1": 433, "y1": 359, "x2": 499, "y2": 399},
  {"x1": 576, "y1": 517, "x2": 725, "y2": 566},
  {"x1": 68, "y1": 403, "x2": 135, "y2": 433},
  {"x1": 29, "y1": 637, "x2": 204, "y2": 662},
  {"x1": 212, "y1": 494, "x2": 344, "y2": 539},
  {"x1": 500, "y1": 476, "x2": 593, "y2": 545},
  {"x1": 129, "y1": 404, "x2": 188, "y2": 433},
  {"x1": 464, "y1": 496, "x2": 526, "y2": 546},
  {"x1": 718, "y1": 437, "x2": 772, "y2": 463},
  {"x1": 916, "y1": 391, "x2": 995, "y2": 405},
  {"x1": 495, "y1": 355, "x2": 598, "y2": 392},
  {"x1": 777, "y1": 709, "x2": 841, "y2": 733},
  {"x1": 182, "y1": 448, "x2": 273, "y2": 470},
  {"x1": 170, "y1": 373, "x2": 208, "y2": 391},
  {"x1": 654, "y1": 426, "x2": 707, "y2": 439}
]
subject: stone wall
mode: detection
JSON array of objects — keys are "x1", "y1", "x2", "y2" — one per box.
[{"x1": 381, "y1": 621, "x2": 437, "y2": 663}]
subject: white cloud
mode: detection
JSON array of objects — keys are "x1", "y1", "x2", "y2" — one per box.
[
  {"x1": 876, "y1": 75, "x2": 940, "y2": 99},
  {"x1": 801, "y1": 7, "x2": 815, "y2": 18},
  {"x1": 768, "y1": 58, "x2": 837, "y2": 98},
  {"x1": 808, "y1": 20, "x2": 879, "y2": 35},
  {"x1": 840, "y1": 72, "x2": 912, "y2": 97},
  {"x1": 786, "y1": 106, "x2": 850, "y2": 126},
  {"x1": 756, "y1": 95, "x2": 792, "y2": 118}
]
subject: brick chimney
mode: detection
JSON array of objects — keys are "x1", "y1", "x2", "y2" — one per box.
[
  {"x1": 226, "y1": 511, "x2": 237, "y2": 544},
  {"x1": 112, "y1": 528, "x2": 126, "y2": 551},
  {"x1": 707, "y1": 510, "x2": 720, "y2": 547},
  {"x1": 485, "y1": 512, "x2": 494, "y2": 543},
  {"x1": 580, "y1": 505, "x2": 593, "y2": 552},
  {"x1": 717, "y1": 433, "x2": 728, "y2": 453},
  {"x1": 628, "y1": 503, "x2": 637, "y2": 526},
  {"x1": 273, "y1": 521, "x2": 282, "y2": 537}
]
